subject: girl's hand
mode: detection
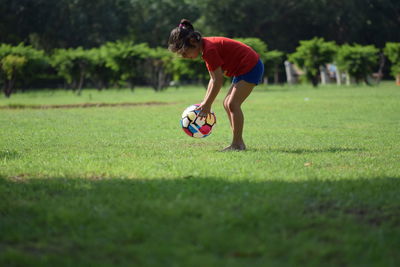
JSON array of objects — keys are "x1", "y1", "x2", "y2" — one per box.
[{"x1": 196, "y1": 102, "x2": 212, "y2": 119}]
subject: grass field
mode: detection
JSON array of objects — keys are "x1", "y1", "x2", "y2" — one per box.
[{"x1": 1, "y1": 83, "x2": 400, "y2": 266}]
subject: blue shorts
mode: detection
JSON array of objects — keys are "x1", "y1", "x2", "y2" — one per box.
[{"x1": 232, "y1": 59, "x2": 264, "y2": 85}]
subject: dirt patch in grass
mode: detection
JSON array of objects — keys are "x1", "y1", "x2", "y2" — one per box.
[{"x1": 0, "y1": 101, "x2": 174, "y2": 109}]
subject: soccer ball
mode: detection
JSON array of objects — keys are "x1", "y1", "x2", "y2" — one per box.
[{"x1": 180, "y1": 104, "x2": 216, "y2": 138}]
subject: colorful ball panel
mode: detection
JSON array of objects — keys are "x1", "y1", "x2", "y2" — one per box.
[
  {"x1": 183, "y1": 128, "x2": 192, "y2": 137},
  {"x1": 187, "y1": 111, "x2": 197, "y2": 122},
  {"x1": 199, "y1": 125, "x2": 211, "y2": 135},
  {"x1": 193, "y1": 131, "x2": 204, "y2": 138},
  {"x1": 181, "y1": 117, "x2": 190, "y2": 128},
  {"x1": 194, "y1": 117, "x2": 205, "y2": 127},
  {"x1": 206, "y1": 114, "x2": 216, "y2": 125}
]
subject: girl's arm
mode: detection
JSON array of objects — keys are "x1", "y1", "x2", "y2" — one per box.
[{"x1": 197, "y1": 67, "x2": 224, "y2": 118}]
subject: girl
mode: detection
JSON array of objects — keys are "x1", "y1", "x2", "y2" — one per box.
[{"x1": 168, "y1": 19, "x2": 264, "y2": 151}]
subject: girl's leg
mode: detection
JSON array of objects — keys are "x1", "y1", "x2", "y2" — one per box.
[
  {"x1": 224, "y1": 80, "x2": 255, "y2": 150},
  {"x1": 223, "y1": 84, "x2": 235, "y2": 129}
]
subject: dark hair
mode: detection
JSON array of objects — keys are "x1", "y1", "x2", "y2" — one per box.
[{"x1": 168, "y1": 19, "x2": 202, "y2": 53}]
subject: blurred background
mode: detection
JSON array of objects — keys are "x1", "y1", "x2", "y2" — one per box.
[
  {"x1": 1, "y1": 0, "x2": 400, "y2": 96},
  {"x1": 2, "y1": 0, "x2": 399, "y2": 51}
]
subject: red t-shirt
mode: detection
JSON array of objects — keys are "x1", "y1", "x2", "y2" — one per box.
[{"x1": 201, "y1": 37, "x2": 260, "y2": 77}]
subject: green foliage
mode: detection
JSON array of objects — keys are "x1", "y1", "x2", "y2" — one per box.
[
  {"x1": 289, "y1": 38, "x2": 337, "y2": 86},
  {"x1": 0, "y1": 0, "x2": 134, "y2": 50},
  {"x1": 1, "y1": 55, "x2": 26, "y2": 80},
  {"x1": 265, "y1": 50, "x2": 284, "y2": 66},
  {"x1": 50, "y1": 43, "x2": 175, "y2": 91},
  {"x1": 336, "y1": 44, "x2": 379, "y2": 84},
  {"x1": 170, "y1": 57, "x2": 209, "y2": 86},
  {"x1": 1, "y1": 0, "x2": 400, "y2": 52},
  {"x1": 194, "y1": 0, "x2": 400, "y2": 52},
  {"x1": 129, "y1": 0, "x2": 201, "y2": 47},
  {"x1": 86, "y1": 47, "x2": 118, "y2": 90},
  {"x1": 384, "y1": 42, "x2": 400, "y2": 79},
  {"x1": 0, "y1": 43, "x2": 47, "y2": 97},
  {"x1": 51, "y1": 47, "x2": 92, "y2": 93},
  {"x1": 265, "y1": 50, "x2": 285, "y2": 83},
  {"x1": 145, "y1": 47, "x2": 175, "y2": 91},
  {"x1": 104, "y1": 41, "x2": 150, "y2": 89}
]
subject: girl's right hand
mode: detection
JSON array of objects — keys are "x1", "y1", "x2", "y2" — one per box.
[{"x1": 196, "y1": 102, "x2": 212, "y2": 119}]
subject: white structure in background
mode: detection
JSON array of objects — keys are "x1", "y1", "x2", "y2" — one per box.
[
  {"x1": 320, "y1": 65, "x2": 328, "y2": 85},
  {"x1": 284, "y1": 61, "x2": 300, "y2": 84},
  {"x1": 285, "y1": 61, "x2": 354, "y2": 85},
  {"x1": 284, "y1": 61, "x2": 294, "y2": 84}
]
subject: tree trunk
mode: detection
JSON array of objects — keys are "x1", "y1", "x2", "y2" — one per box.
[
  {"x1": 129, "y1": 79, "x2": 135, "y2": 91},
  {"x1": 4, "y1": 81, "x2": 12, "y2": 98},
  {"x1": 364, "y1": 76, "x2": 372, "y2": 86},
  {"x1": 96, "y1": 80, "x2": 104, "y2": 91},
  {"x1": 311, "y1": 76, "x2": 319, "y2": 87},
  {"x1": 375, "y1": 53, "x2": 385, "y2": 84},
  {"x1": 274, "y1": 65, "x2": 279, "y2": 84},
  {"x1": 4, "y1": 75, "x2": 16, "y2": 98},
  {"x1": 308, "y1": 72, "x2": 318, "y2": 87},
  {"x1": 336, "y1": 69, "x2": 342, "y2": 86},
  {"x1": 76, "y1": 71, "x2": 84, "y2": 96},
  {"x1": 346, "y1": 72, "x2": 351, "y2": 86}
]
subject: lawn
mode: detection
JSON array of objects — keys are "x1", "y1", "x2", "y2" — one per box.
[{"x1": 1, "y1": 83, "x2": 399, "y2": 266}]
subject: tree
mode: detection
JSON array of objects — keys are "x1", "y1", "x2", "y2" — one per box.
[
  {"x1": 0, "y1": 0, "x2": 134, "y2": 50},
  {"x1": 86, "y1": 47, "x2": 119, "y2": 90},
  {"x1": 289, "y1": 38, "x2": 337, "y2": 86},
  {"x1": 384, "y1": 42, "x2": 400, "y2": 85},
  {"x1": 1, "y1": 55, "x2": 26, "y2": 97},
  {"x1": 1, "y1": 0, "x2": 399, "y2": 53},
  {"x1": 51, "y1": 47, "x2": 92, "y2": 94},
  {"x1": 0, "y1": 43, "x2": 47, "y2": 97},
  {"x1": 194, "y1": 0, "x2": 400, "y2": 52},
  {"x1": 128, "y1": 0, "x2": 201, "y2": 47},
  {"x1": 265, "y1": 50, "x2": 285, "y2": 84},
  {"x1": 170, "y1": 57, "x2": 209, "y2": 86},
  {"x1": 104, "y1": 42, "x2": 150, "y2": 90},
  {"x1": 145, "y1": 47, "x2": 174, "y2": 91},
  {"x1": 336, "y1": 44, "x2": 379, "y2": 84}
]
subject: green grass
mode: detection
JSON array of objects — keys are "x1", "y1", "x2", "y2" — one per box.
[{"x1": 1, "y1": 83, "x2": 400, "y2": 266}]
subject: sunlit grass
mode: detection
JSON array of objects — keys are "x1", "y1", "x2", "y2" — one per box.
[{"x1": 1, "y1": 82, "x2": 399, "y2": 266}]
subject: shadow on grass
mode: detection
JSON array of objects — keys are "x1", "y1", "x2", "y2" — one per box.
[
  {"x1": 1, "y1": 175, "x2": 399, "y2": 266},
  {"x1": 251, "y1": 146, "x2": 364, "y2": 154}
]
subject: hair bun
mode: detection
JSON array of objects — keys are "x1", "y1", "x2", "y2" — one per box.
[{"x1": 179, "y1": 19, "x2": 194, "y2": 31}]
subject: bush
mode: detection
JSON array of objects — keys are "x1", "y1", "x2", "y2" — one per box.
[
  {"x1": 103, "y1": 41, "x2": 150, "y2": 89},
  {"x1": 86, "y1": 46, "x2": 119, "y2": 90},
  {"x1": 336, "y1": 44, "x2": 379, "y2": 84},
  {"x1": 51, "y1": 43, "x2": 178, "y2": 92},
  {"x1": 0, "y1": 43, "x2": 47, "y2": 97},
  {"x1": 265, "y1": 50, "x2": 285, "y2": 84},
  {"x1": 289, "y1": 37, "x2": 337, "y2": 87},
  {"x1": 145, "y1": 47, "x2": 175, "y2": 91},
  {"x1": 51, "y1": 47, "x2": 93, "y2": 94},
  {"x1": 170, "y1": 56, "x2": 209, "y2": 87},
  {"x1": 384, "y1": 42, "x2": 400, "y2": 84}
]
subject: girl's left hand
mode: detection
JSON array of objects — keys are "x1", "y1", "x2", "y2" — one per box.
[{"x1": 196, "y1": 102, "x2": 211, "y2": 119}]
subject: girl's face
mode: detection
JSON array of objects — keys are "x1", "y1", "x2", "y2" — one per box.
[
  {"x1": 180, "y1": 47, "x2": 199, "y2": 59},
  {"x1": 179, "y1": 39, "x2": 201, "y2": 59}
]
